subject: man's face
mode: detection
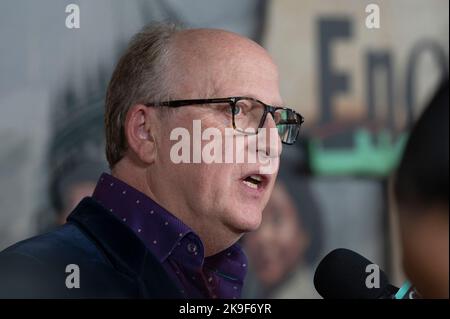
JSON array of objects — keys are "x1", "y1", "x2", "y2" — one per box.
[{"x1": 149, "y1": 31, "x2": 282, "y2": 250}]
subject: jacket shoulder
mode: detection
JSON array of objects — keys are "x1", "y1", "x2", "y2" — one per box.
[
  {"x1": 1, "y1": 222, "x2": 105, "y2": 265},
  {"x1": 0, "y1": 222, "x2": 136, "y2": 298}
]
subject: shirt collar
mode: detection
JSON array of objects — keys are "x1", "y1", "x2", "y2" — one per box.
[
  {"x1": 92, "y1": 173, "x2": 193, "y2": 262},
  {"x1": 92, "y1": 172, "x2": 247, "y2": 283}
]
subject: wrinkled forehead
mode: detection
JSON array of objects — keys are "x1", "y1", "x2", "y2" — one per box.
[{"x1": 167, "y1": 29, "x2": 281, "y2": 104}]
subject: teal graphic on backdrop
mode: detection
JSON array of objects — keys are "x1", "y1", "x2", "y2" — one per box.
[{"x1": 309, "y1": 129, "x2": 408, "y2": 176}]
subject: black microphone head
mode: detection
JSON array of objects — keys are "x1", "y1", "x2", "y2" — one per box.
[{"x1": 314, "y1": 248, "x2": 392, "y2": 299}]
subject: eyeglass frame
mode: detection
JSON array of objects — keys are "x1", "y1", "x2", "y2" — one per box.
[{"x1": 144, "y1": 96, "x2": 305, "y2": 145}]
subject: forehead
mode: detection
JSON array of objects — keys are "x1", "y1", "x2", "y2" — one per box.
[
  {"x1": 213, "y1": 54, "x2": 282, "y2": 105},
  {"x1": 168, "y1": 30, "x2": 282, "y2": 105}
]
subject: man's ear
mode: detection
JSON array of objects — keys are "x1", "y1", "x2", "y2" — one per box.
[{"x1": 124, "y1": 104, "x2": 157, "y2": 165}]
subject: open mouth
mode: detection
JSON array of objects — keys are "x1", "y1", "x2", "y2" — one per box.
[{"x1": 242, "y1": 174, "x2": 265, "y2": 190}]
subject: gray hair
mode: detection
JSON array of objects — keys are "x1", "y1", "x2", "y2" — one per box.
[{"x1": 105, "y1": 22, "x2": 180, "y2": 168}]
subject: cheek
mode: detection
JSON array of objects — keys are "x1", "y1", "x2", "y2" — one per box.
[{"x1": 190, "y1": 164, "x2": 236, "y2": 204}]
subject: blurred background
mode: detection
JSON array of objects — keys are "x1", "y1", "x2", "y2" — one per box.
[{"x1": 0, "y1": 0, "x2": 448, "y2": 298}]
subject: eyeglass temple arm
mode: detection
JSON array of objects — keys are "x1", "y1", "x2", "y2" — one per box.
[{"x1": 145, "y1": 98, "x2": 235, "y2": 108}]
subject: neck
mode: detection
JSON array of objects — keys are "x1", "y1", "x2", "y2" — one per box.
[{"x1": 111, "y1": 157, "x2": 241, "y2": 257}]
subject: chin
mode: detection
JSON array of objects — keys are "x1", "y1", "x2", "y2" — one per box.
[{"x1": 227, "y1": 207, "x2": 263, "y2": 233}]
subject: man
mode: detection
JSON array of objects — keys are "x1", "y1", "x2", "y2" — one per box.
[
  {"x1": 393, "y1": 79, "x2": 448, "y2": 298},
  {"x1": 0, "y1": 24, "x2": 303, "y2": 298}
]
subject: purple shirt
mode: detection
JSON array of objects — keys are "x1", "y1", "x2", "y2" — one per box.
[{"x1": 92, "y1": 173, "x2": 247, "y2": 299}]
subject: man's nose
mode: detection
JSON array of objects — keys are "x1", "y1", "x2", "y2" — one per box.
[{"x1": 257, "y1": 113, "x2": 282, "y2": 158}]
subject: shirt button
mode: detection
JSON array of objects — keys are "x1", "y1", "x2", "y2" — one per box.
[{"x1": 187, "y1": 242, "x2": 198, "y2": 254}]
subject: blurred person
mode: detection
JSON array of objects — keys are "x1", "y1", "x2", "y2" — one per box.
[
  {"x1": 35, "y1": 163, "x2": 100, "y2": 233},
  {"x1": 0, "y1": 23, "x2": 304, "y2": 298},
  {"x1": 244, "y1": 179, "x2": 323, "y2": 299},
  {"x1": 50, "y1": 162, "x2": 104, "y2": 226},
  {"x1": 393, "y1": 78, "x2": 449, "y2": 299},
  {"x1": 45, "y1": 77, "x2": 108, "y2": 227}
]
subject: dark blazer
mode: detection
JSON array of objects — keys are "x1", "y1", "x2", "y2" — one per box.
[{"x1": 0, "y1": 197, "x2": 182, "y2": 298}]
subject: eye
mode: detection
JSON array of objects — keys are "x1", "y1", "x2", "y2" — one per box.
[
  {"x1": 232, "y1": 99, "x2": 253, "y2": 117},
  {"x1": 231, "y1": 104, "x2": 241, "y2": 116}
]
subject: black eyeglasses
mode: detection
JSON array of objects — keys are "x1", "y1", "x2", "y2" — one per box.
[{"x1": 145, "y1": 97, "x2": 304, "y2": 145}]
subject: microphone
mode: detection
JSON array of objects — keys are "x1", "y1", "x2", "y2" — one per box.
[{"x1": 313, "y1": 248, "x2": 420, "y2": 299}]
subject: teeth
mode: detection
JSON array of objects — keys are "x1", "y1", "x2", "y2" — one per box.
[
  {"x1": 243, "y1": 180, "x2": 258, "y2": 189},
  {"x1": 250, "y1": 175, "x2": 262, "y2": 182}
]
